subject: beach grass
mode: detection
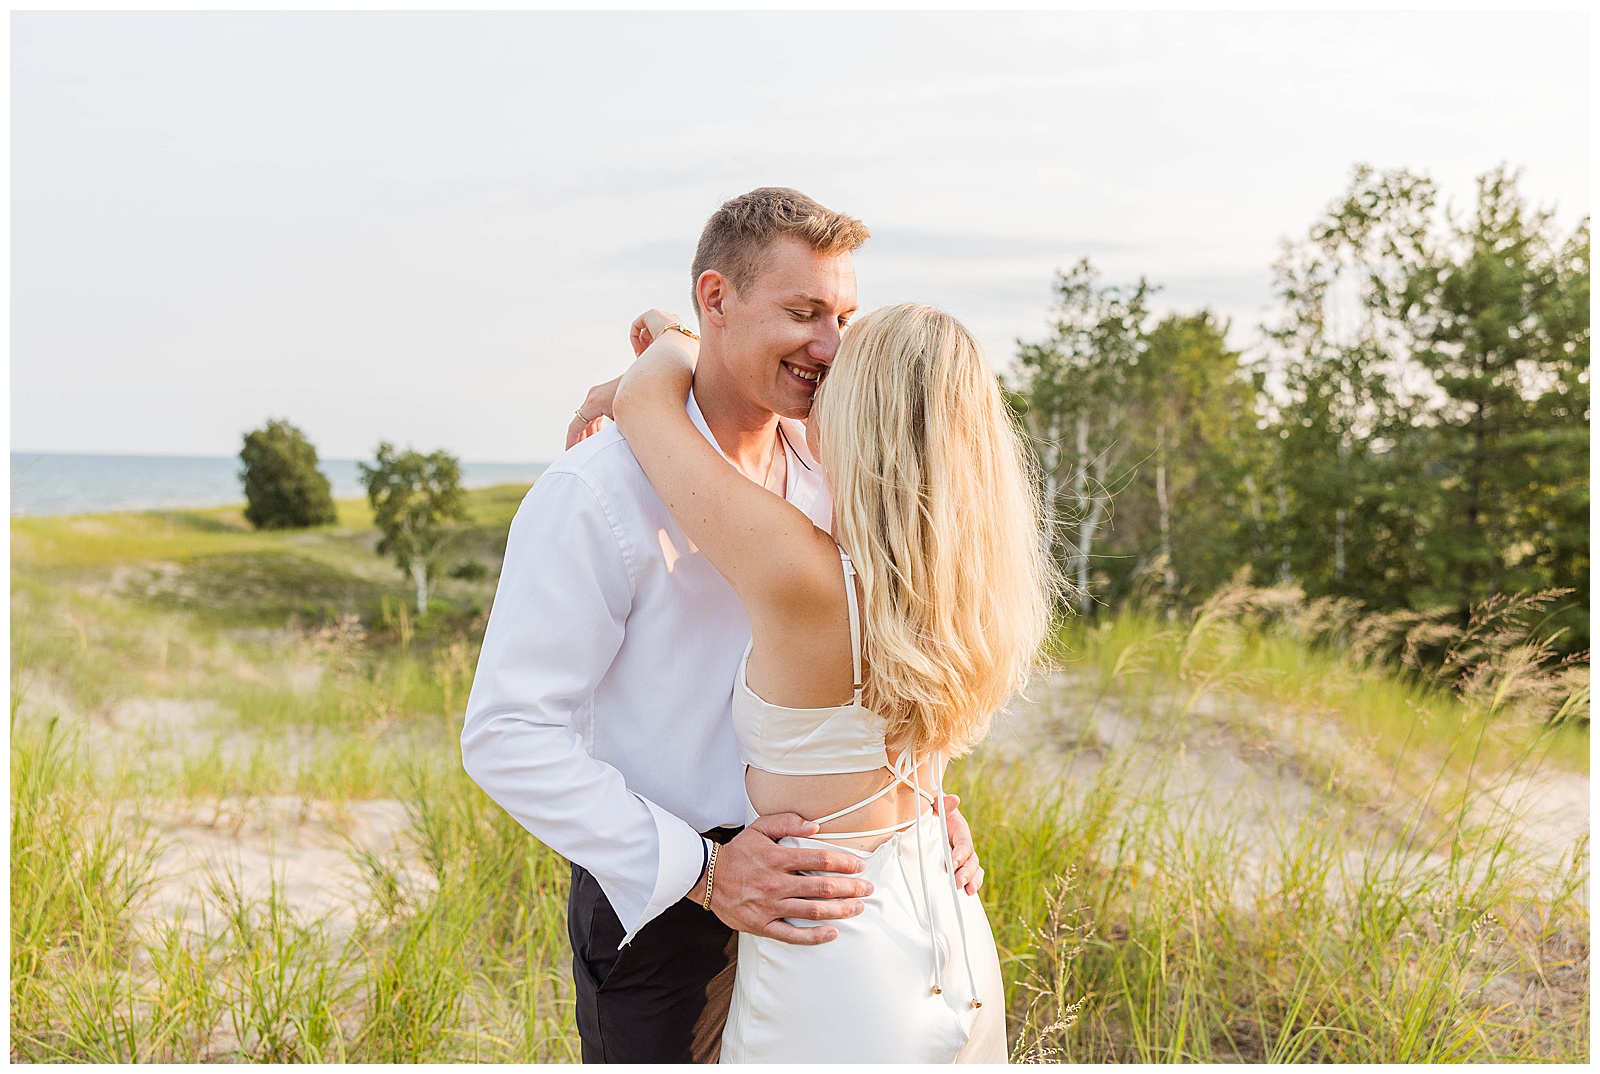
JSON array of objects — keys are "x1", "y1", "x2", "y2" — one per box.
[{"x1": 9, "y1": 491, "x2": 1589, "y2": 1061}]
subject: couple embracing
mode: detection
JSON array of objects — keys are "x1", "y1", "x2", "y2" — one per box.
[{"x1": 461, "y1": 188, "x2": 1055, "y2": 1064}]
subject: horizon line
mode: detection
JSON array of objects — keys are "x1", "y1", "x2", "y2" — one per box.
[{"x1": 10, "y1": 449, "x2": 553, "y2": 466}]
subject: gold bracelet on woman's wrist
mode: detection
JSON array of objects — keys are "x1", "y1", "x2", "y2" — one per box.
[
  {"x1": 701, "y1": 841, "x2": 720, "y2": 910},
  {"x1": 662, "y1": 321, "x2": 699, "y2": 341}
]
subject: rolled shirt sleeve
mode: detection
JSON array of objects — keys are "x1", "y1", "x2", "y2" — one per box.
[{"x1": 460, "y1": 470, "x2": 707, "y2": 944}]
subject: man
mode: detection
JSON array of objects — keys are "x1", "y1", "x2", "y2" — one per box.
[{"x1": 460, "y1": 188, "x2": 979, "y2": 1063}]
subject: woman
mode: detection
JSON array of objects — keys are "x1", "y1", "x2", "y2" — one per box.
[{"x1": 607, "y1": 302, "x2": 1054, "y2": 1063}]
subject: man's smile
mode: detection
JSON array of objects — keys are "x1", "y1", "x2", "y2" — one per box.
[{"x1": 783, "y1": 360, "x2": 822, "y2": 384}]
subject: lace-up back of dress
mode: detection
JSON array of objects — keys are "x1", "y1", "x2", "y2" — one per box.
[{"x1": 730, "y1": 546, "x2": 986, "y2": 1010}]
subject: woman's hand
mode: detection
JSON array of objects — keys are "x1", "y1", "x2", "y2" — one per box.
[
  {"x1": 566, "y1": 309, "x2": 697, "y2": 450},
  {"x1": 566, "y1": 376, "x2": 621, "y2": 449},
  {"x1": 629, "y1": 308, "x2": 692, "y2": 356},
  {"x1": 943, "y1": 794, "x2": 984, "y2": 895}
]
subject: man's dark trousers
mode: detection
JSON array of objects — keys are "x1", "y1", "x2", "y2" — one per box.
[{"x1": 567, "y1": 828, "x2": 741, "y2": 1063}]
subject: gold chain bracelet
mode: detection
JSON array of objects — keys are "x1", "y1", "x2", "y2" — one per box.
[{"x1": 701, "y1": 841, "x2": 720, "y2": 910}]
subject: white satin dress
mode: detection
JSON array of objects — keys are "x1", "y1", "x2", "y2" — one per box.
[{"x1": 719, "y1": 549, "x2": 1008, "y2": 1064}]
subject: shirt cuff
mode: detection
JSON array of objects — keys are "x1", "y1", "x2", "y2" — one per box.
[{"x1": 619, "y1": 795, "x2": 713, "y2": 947}]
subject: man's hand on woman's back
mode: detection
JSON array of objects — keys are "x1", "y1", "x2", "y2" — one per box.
[
  {"x1": 694, "y1": 813, "x2": 873, "y2": 945},
  {"x1": 692, "y1": 799, "x2": 984, "y2": 943}
]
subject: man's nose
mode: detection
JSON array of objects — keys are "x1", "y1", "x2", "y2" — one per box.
[{"x1": 807, "y1": 320, "x2": 842, "y2": 365}]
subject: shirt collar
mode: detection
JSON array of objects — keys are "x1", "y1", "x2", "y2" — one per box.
[
  {"x1": 685, "y1": 389, "x2": 823, "y2": 521},
  {"x1": 685, "y1": 388, "x2": 728, "y2": 462}
]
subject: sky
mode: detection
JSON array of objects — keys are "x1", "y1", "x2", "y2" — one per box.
[{"x1": 11, "y1": 10, "x2": 1590, "y2": 462}]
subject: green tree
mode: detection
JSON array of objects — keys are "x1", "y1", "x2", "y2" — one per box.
[
  {"x1": 1402, "y1": 167, "x2": 1591, "y2": 630},
  {"x1": 1259, "y1": 165, "x2": 1434, "y2": 606},
  {"x1": 1127, "y1": 313, "x2": 1262, "y2": 615},
  {"x1": 1010, "y1": 259, "x2": 1154, "y2": 616},
  {"x1": 1010, "y1": 164, "x2": 1588, "y2": 647},
  {"x1": 1259, "y1": 163, "x2": 1589, "y2": 649},
  {"x1": 1518, "y1": 219, "x2": 1591, "y2": 648},
  {"x1": 1012, "y1": 264, "x2": 1265, "y2": 619},
  {"x1": 359, "y1": 443, "x2": 468, "y2": 616},
  {"x1": 238, "y1": 419, "x2": 337, "y2": 530}
]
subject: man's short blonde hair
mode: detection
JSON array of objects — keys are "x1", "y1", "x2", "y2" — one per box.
[{"x1": 690, "y1": 187, "x2": 870, "y2": 315}]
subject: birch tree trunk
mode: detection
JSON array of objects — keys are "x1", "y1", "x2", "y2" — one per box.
[
  {"x1": 1041, "y1": 414, "x2": 1061, "y2": 573},
  {"x1": 1078, "y1": 426, "x2": 1114, "y2": 618},
  {"x1": 1275, "y1": 482, "x2": 1292, "y2": 584},
  {"x1": 1155, "y1": 423, "x2": 1176, "y2": 620},
  {"x1": 1334, "y1": 507, "x2": 1347, "y2": 582},
  {"x1": 1071, "y1": 414, "x2": 1092, "y2": 614},
  {"x1": 1242, "y1": 473, "x2": 1267, "y2": 561},
  {"x1": 411, "y1": 560, "x2": 429, "y2": 617},
  {"x1": 1333, "y1": 433, "x2": 1351, "y2": 583}
]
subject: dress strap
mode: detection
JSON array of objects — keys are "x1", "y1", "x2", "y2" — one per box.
[
  {"x1": 806, "y1": 750, "x2": 934, "y2": 836},
  {"x1": 808, "y1": 777, "x2": 901, "y2": 827},
  {"x1": 935, "y1": 753, "x2": 984, "y2": 1010},
  {"x1": 839, "y1": 548, "x2": 863, "y2": 702}
]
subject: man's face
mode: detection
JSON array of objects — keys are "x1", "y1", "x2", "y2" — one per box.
[{"x1": 712, "y1": 236, "x2": 859, "y2": 420}]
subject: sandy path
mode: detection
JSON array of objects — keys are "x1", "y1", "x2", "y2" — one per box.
[
  {"x1": 20, "y1": 668, "x2": 1587, "y2": 937},
  {"x1": 15, "y1": 685, "x2": 435, "y2": 938},
  {"x1": 984, "y1": 671, "x2": 1590, "y2": 892},
  {"x1": 138, "y1": 796, "x2": 430, "y2": 936}
]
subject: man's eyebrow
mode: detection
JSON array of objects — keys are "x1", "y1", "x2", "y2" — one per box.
[{"x1": 788, "y1": 293, "x2": 858, "y2": 313}]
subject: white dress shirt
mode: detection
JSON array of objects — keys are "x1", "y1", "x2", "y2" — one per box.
[{"x1": 461, "y1": 392, "x2": 832, "y2": 945}]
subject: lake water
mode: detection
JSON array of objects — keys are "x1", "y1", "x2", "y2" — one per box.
[{"x1": 9, "y1": 453, "x2": 548, "y2": 517}]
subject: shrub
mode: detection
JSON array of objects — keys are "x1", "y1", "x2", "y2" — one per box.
[{"x1": 239, "y1": 420, "x2": 337, "y2": 530}]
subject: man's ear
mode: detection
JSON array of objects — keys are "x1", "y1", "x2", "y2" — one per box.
[{"x1": 697, "y1": 270, "x2": 732, "y2": 329}]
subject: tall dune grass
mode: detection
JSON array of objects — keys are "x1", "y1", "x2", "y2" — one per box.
[
  {"x1": 9, "y1": 497, "x2": 1588, "y2": 1061},
  {"x1": 9, "y1": 716, "x2": 162, "y2": 1060},
  {"x1": 964, "y1": 726, "x2": 1587, "y2": 1062},
  {"x1": 9, "y1": 725, "x2": 578, "y2": 1062}
]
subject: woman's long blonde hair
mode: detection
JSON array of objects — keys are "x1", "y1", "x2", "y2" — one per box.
[{"x1": 813, "y1": 303, "x2": 1057, "y2": 758}]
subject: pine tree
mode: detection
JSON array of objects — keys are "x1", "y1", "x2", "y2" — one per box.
[{"x1": 1402, "y1": 167, "x2": 1591, "y2": 643}]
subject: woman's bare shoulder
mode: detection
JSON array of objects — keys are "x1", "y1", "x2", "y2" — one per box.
[
  {"x1": 746, "y1": 523, "x2": 860, "y2": 706},
  {"x1": 743, "y1": 519, "x2": 845, "y2": 618}
]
